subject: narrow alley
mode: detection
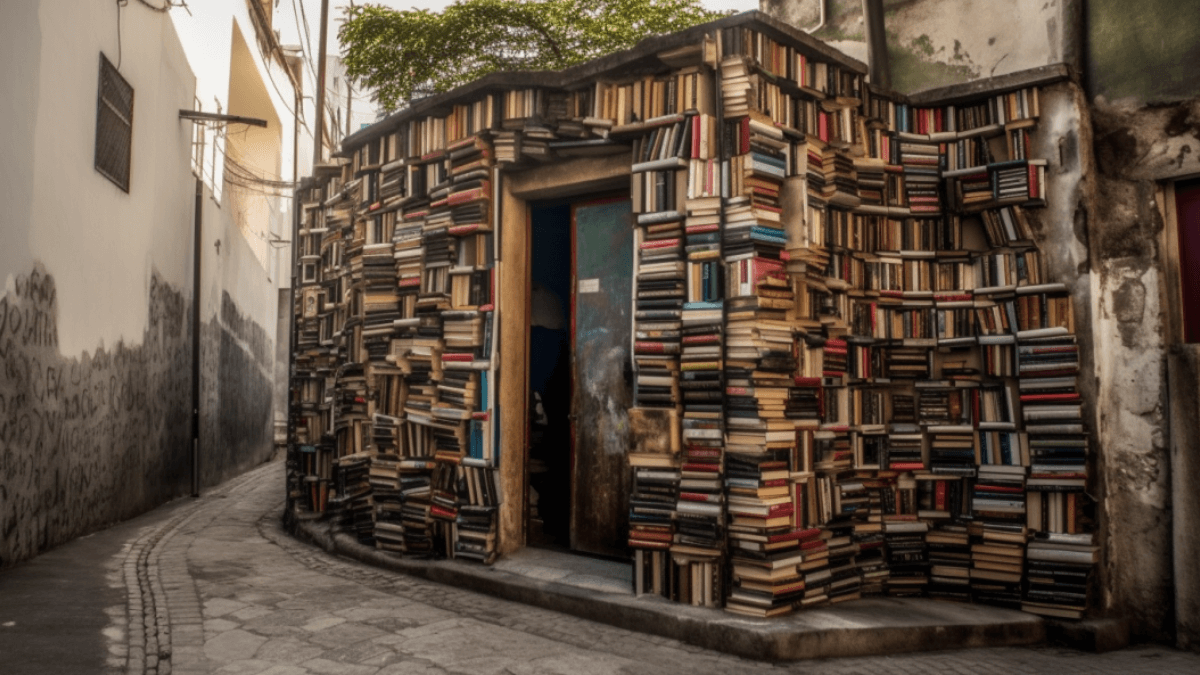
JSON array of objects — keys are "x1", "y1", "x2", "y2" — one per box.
[{"x1": 1, "y1": 460, "x2": 1197, "y2": 675}]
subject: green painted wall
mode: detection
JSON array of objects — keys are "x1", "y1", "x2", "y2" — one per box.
[{"x1": 1087, "y1": 0, "x2": 1200, "y2": 104}]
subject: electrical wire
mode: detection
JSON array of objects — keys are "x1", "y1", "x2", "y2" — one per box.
[
  {"x1": 134, "y1": 0, "x2": 171, "y2": 11},
  {"x1": 258, "y1": 53, "x2": 316, "y2": 140},
  {"x1": 291, "y1": 0, "x2": 321, "y2": 84}
]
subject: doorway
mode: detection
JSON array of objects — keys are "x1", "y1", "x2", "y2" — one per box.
[{"x1": 527, "y1": 196, "x2": 634, "y2": 557}]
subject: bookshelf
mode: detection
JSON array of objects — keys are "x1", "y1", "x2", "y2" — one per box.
[{"x1": 288, "y1": 12, "x2": 1092, "y2": 620}]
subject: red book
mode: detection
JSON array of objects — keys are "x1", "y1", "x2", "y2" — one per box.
[
  {"x1": 630, "y1": 529, "x2": 673, "y2": 542},
  {"x1": 768, "y1": 527, "x2": 821, "y2": 543},
  {"x1": 447, "y1": 223, "x2": 486, "y2": 236},
  {"x1": 976, "y1": 484, "x2": 1025, "y2": 494},
  {"x1": 448, "y1": 184, "x2": 489, "y2": 206}
]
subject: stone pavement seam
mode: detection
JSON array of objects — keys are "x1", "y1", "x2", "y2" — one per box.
[{"x1": 113, "y1": 462, "x2": 278, "y2": 675}]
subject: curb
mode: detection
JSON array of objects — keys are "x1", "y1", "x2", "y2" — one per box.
[{"x1": 285, "y1": 512, "x2": 1075, "y2": 660}]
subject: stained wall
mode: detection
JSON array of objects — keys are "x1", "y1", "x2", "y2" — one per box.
[{"x1": 0, "y1": 0, "x2": 280, "y2": 567}]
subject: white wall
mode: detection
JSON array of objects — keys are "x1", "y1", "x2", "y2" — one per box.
[
  {"x1": 0, "y1": 0, "x2": 294, "y2": 567},
  {"x1": 0, "y1": 1, "x2": 40, "y2": 281},
  {"x1": 169, "y1": 0, "x2": 299, "y2": 315},
  {"x1": 4, "y1": 0, "x2": 195, "y2": 357}
]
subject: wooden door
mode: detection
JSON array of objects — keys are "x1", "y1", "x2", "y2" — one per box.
[{"x1": 570, "y1": 197, "x2": 633, "y2": 556}]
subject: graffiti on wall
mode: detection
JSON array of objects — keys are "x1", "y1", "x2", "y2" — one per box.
[
  {"x1": 0, "y1": 265, "x2": 277, "y2": 567},
  {"x1": 0, "y1": 266, "x2": 192, "y2": 567},
  {"x1": 200, "y1": 291, "x2": 274, "y2": 487}
]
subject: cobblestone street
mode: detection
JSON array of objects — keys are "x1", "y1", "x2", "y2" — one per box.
[{"x1": 3, "y1": 459, "x2": 1198, "y2": 675}]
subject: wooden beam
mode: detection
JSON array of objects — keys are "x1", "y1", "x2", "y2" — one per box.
[
  {"x1": 497, "y1": 177, "x2": 529, "y2": 553},
  {"x1": 506, "y1": 154, "x2": 631, "y2": 202}
]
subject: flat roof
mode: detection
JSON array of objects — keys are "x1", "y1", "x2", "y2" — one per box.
[{"x1": 336, "y1": 10, "x2": 868, "y2": 154}]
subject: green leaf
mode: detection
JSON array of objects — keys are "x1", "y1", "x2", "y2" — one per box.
[{"x1": 339, "y1": 0, "x2": 728, "y2": 111}]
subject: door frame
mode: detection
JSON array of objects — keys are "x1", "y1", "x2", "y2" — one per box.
[{"x1": 495, "y1": 155, "x2": 631, "y2": 554}]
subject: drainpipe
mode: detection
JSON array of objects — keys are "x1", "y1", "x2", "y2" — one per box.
[
  {"x1": 192, "y1": 176, "x2": 203, "y2": 497},
  {"x1": 862, "y1": 0, "x2": 891, "y2": 90}
]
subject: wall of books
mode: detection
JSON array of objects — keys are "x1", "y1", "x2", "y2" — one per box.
[
  {"x1": 291, "y1": 100, "x2": 504, "y2": 563},
  {"x1": 289, "y1": 14, "x2": 1093, "y2": 620},
  {"x1": 623, "y1": 26, "x2": 1092, "y2": 620}
]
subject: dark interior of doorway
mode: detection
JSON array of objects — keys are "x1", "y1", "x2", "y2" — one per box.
[{"x1": 527, "y1": 201, "x2": 572, "y2": 548}]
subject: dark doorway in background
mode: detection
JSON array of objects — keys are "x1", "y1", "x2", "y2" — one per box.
[{"x1": 528, "y1": 202, "x2": 573, "y2": 547}]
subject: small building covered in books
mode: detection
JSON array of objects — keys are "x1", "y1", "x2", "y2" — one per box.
[{"x1": 286, "y1": 7, "x2": 1200, "y2": 641}]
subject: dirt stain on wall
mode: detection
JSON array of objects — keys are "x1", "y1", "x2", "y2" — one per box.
[{"x1": 0, "y1": 264, "x2": 276, "y2": 567}]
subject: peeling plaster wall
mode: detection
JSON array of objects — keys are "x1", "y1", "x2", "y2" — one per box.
[
  {"x1": 762, "y1": 0, "x2": 1076, "y2": 94},
  {"x1": 1090, "y1": 98, "x2": 1200, "y2": 644},
  {"x1": 1085, "y1": 0, "x2": 1200, "y2": 648}
]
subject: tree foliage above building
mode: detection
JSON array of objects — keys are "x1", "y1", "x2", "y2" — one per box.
[{"x1": 339, "y1": 0, "x2": 728, "y2": 111}]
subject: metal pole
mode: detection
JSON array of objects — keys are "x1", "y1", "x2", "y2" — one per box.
[
  {"x1": 346, "y1": 81, "x2": 353, "y2": 140},
  {"x1": 313, "y1": 0, "x2": 331, "y2": 166},
  {"x1": 191, "y1": 176, "x2": 203, "y2": 497}
]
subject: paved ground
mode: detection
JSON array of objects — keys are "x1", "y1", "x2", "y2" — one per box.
[{"x1": 3, "y1": 459, "x2": 1200, "y2": 674}]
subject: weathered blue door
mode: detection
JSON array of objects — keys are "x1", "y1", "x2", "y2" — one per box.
[{"x1": 571, "y1": 197, "x2": 633, "y2": 556}]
